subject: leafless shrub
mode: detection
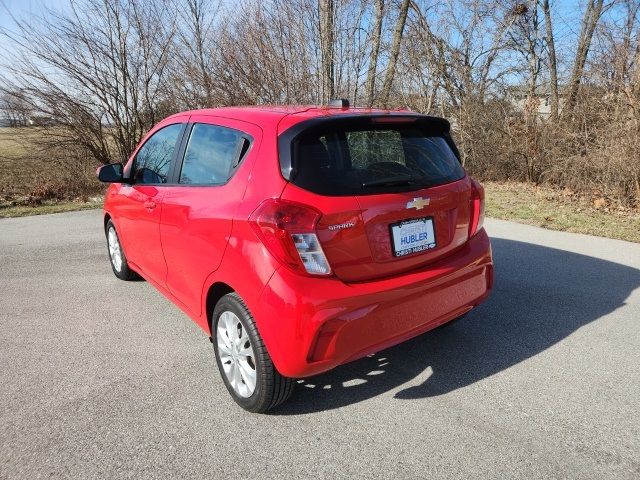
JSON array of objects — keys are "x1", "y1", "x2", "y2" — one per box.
[{"x1": 0, "y1": 0, "x2": 178, "y2": 165}]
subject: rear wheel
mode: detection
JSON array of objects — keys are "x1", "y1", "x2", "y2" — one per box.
[
  {"x1": 212, "y1": 292, "x2": 294, "y2": 413},
  {"x1": 105, "y1": 220, "x2": 138, "y2": 281}
]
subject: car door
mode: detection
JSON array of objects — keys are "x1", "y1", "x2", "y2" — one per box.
[
  {"x1": 160, "y1": 115, "x2": 262, "y2": 316},
  {"x1": 116, "y1": 120, "x2": 187, "y2": 284}
]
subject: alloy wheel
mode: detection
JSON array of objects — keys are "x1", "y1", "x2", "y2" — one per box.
[
  {"x1": 216, "y1": 310, "x2": 257, "y2": 398},
  {"x1": 107, "y1": 226, "x2": 123, "y2": 272}
]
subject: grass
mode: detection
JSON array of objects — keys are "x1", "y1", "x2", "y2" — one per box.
[
  {"x1": 484, "y1": 182, "x2": 640, "y2": 243},
  {"x1": 0, "y1": 199, "x2": 102, "y2": 218},
  {"x1": 0, "y1": 127, "x2": 33, "y2": 157},
  {"x1": 0, "y1": 127, "x2": 103, "y2": 216},
  {"x1": 0, "y1": 127, "x2": 67, "y2": 196}
]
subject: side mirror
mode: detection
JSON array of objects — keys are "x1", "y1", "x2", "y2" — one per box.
[{"x1": 97, "y1": 163, "x2": 124, "y2": 183}]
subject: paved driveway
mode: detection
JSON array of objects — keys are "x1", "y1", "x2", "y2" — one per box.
[{"x1": 1, "y1": 210, "x2": 639, "y2": 479}]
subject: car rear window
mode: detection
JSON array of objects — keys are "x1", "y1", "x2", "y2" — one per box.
[{"x1": 287, "y1": 119, "x2": 465, "y2": 196}]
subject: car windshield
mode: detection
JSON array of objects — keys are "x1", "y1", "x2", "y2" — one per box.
[{"x1": 288, "y1": 120, "x2": 465, "y2": 196}]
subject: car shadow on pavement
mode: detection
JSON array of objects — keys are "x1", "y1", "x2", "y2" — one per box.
[{"x1": 271, "y1": 238, "x2": 640, "y2": 415}]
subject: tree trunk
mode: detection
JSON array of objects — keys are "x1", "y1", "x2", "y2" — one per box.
[
  {"x1": 564, "y1": 0, "x2": 605, "y2": 117},
  {"x1": 364, "y1": 0, "x2": 384, "y2": 107},
  {"x1": 319, "y1": 0, "x2": 335, "y2": 103},
  {"x1": 526, "y1": 0, "x2": 540, "y2": 104},
  {"x1": 632, "y1": 38, "x2": 640, "y2": 131},
  {"x1": 380, "y1": 0, "x2": 411, "y2": 107},
  {"x1": 542, "y1": 0, "x2": 559, "y2": 120}
]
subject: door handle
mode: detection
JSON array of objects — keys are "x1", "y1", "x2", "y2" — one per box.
[{"x1": 144, "y1": 201, "x2": 157, "y2": 210}]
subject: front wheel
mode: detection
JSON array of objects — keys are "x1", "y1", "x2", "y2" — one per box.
[
  {"x1": 105, "y1": 220, "x2": 139, "y2": 281},
  {"x1": 212, "y1": 292, "x2": 294, "y2": 413}
]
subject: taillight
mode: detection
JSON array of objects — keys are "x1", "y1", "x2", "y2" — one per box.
[
  {"x1": 249, "y1": 199, "x2": 332, "y2": 276},
  {"x1": 469, "y1": 177, "x2": 485, "y2": 238}
]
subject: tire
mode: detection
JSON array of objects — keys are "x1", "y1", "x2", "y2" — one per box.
[
  {"x1": 105, "y1": 219, "x2": 139, "y2": 281},
  {"x1": 212, "y1": 292, "x2": 294, "y2": 413}
]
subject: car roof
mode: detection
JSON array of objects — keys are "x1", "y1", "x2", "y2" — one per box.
[{"x1": 164, "y1": 105, "x2": 418, "y2": 133}]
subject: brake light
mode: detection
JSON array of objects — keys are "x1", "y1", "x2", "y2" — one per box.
[
  {"x1": 249, "y1": 199, "x2": 332, "y2": 276},
  {"x1": 469, "y1": 177, "x2": 485, "y2": 237},
  {"x1": 370, "y1": 116, "x2": 417, "y2": 124}
]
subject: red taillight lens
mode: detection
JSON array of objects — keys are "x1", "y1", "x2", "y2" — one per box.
[
  {"x1": 469, "y1": 177, "x2": 485, "y2": 238},
  {"x1": 370, "y1": 116, "x2": 417, "y2": 124},
  {"x1": 249, "y1": 199, "x2": 332, "y2": 276}
]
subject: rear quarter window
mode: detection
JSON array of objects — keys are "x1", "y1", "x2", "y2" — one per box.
[{"x1": 179, "y1": 123, "x2": 249, "y2": 185}]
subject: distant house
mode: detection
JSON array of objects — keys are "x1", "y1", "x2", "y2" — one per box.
[
  {"x1": 26, "y1": 115, "x2": 55, "y2": 126},
  {"x1": 506, "y1": 85, "x2": 567, "y2": 119}
]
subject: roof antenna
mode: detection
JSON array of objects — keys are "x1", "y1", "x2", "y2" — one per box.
[{"x1": 328, "y1": 99, "x2": 350, "y2": 108}]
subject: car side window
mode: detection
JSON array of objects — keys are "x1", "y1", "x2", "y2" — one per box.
[
  {"x1": 179, "y1": 123, "x2": 247, "y2": 185},
  {"x1": 132, "y1": 123, "x2": 183, "y2": 184}
]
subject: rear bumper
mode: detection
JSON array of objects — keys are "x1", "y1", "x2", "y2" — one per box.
[{"x1": 254, "y1": 228, "x2": 493, "y2": 378}]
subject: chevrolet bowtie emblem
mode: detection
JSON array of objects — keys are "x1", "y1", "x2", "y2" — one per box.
[{"x1": 407, "y1": 197, "x2": 430, "y2": 210}]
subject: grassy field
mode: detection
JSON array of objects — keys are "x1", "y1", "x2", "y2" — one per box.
[
  {"x1": 0, "y1": 127, "x2": 66, "y2": 200},
  {"x1": 0, "y1": 128, "x2": 31, "y2": 192},
  {"x1": 0, "y1": 126, "x2": 33, "y2": 156},
  {"x1": 0, "y1": 199, "x2": 103, "y2": 218},
  {"x1": 485, "y1": 182, "x2": 640, "y2": 243},
  {"x1": 0, "y1": 127, "x2": 104, "y2": 218},
  {"x1": 0, "y1": 127, "x2": 102, "y2": 208}
]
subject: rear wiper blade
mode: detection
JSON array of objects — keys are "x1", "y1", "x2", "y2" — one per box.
[{"x1": 362, "y1": 175, "x2": 421, "y2": 187}]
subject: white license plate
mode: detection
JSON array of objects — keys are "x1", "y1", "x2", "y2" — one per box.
[{"x1": 390, "y1": 217, "x2": 436, "y2": 257}]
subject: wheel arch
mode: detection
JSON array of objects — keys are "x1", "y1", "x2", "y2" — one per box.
[
  {"x1": 205, "y1": 282, "x2": 235, "y2": 332},
  {"x1": 103, "y1": 212, "x2": 112, "y2": 232}
]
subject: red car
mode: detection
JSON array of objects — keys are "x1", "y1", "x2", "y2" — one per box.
[{"x1": 98, "y1": 102, "x2": 493, "y2": 412}]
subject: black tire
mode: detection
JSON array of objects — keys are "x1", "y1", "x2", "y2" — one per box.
[
  {"x1": 212, "y1": 292, "x2": 295, "y2": 413},
  {"x1": 105, "y1": 219, "x2": 139, "y2": 281}
]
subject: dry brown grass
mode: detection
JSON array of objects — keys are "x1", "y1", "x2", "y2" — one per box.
[
  {"x1": 0, "y1": 127, "x2": 103, "y2": 206},
  {"x1": 0, "y1": 198, "x2": 102, "y2": 218},
  {"x1": 485, "y1": 181, "x2": 640, "y2": 243}
]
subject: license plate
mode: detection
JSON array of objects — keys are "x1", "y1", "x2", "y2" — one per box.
[{"x1": 390, "y1": 217, "x2": 436, "y2": 257}]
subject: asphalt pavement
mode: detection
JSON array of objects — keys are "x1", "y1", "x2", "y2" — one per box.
[{"x1": 1, "y1": 210, "x2": 639, "y2": 479}]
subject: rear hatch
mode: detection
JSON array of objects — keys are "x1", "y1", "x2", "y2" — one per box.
[{"x1": 279, "y1": 114, "x2": 474, "y2": 282}]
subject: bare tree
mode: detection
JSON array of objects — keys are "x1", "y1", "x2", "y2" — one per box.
[
  {"x1": 212, "y1": 0, "x2": 319, "y2": 105},
  {"x1": 542, "y1": 0, "x2": 559, "y2": 120},
  {"x1": 0, "y1": 90, "x2": 31, "y2": 127},
  {"x1": 508, "y1": 2, "x2": 543, "y2": 106},
  {"x1": 380, "y1": 0, "x2": 411, "y2": 107},
  {"x1": 0, "y1": 0, "x2": 177, "y2": 164},
  {"x1": 364, "y1": 0, "x2": 384, "y2": 106},
  {"x1": 172, "y1": 0, "x2": 220, "y2": 109},
  {"x1": 332, "y1": 0, "x2": 366, "y2": 103},
  {"x1": 564, "y1": 0, "x2": 606, "y2": 117},
  {"x1": 507, "y1": 1, "x2": 547, "y2": 181},
  {"x1": 319, "y1": 0, "x2": 335, "y2": 102}
]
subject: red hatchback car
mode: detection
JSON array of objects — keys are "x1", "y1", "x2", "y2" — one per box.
[{"x1": 98, "y1": 103, "x2": 493, "y2": 412}]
